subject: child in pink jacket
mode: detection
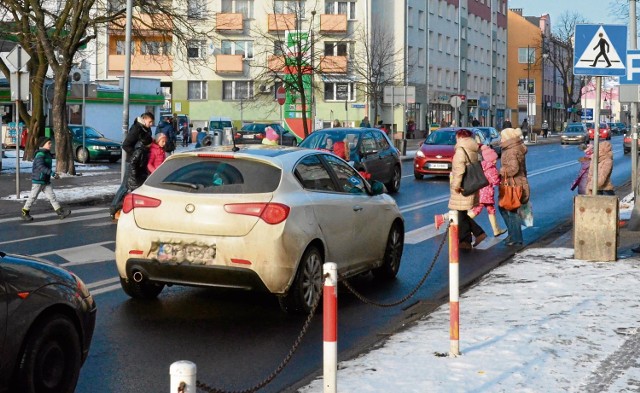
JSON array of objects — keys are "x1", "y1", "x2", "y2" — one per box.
[
  {"x1": 468, "y1": 145, "x2": 506, "y2": 236},
  {"x1": 147, "y1": 132, "x2": 167, "y2": 174}
]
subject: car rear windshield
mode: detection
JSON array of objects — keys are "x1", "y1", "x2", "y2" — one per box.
[{"x1": 146, "y1": 156, "x2": 281, "y2": 194}]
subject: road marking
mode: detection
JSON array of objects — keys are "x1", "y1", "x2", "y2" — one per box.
[
  {"x1": 0, "y1": 206, "x2": 107, "y2": 224},
  {"x1": 0, "y1": 234, "x2": 56, "y2": 245},
  {"x1": 34, "y1": 241, "x2": 115, "y2": 266},
  {"x1": 91, "y1": 283, "x2": 122, "y2": 296},
  {"x1": 26, "y1": 212, "x2": 110, "y2": 226}
]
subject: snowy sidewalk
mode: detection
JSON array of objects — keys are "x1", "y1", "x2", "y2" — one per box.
[{"x1": 299, "y1": 247, "x2": 640, "y2": 393}]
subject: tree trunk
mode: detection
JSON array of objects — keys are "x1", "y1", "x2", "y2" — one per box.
[{"x1": 52, "y1": 73, "x2": 76, "y2": 175}]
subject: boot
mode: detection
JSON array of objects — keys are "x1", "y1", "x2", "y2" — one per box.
[
  {"x1": 56, "y1": 208, "x2": 71, "y2": 219},
  {"x1": 434, "y1": 213, "x2": 448, "y2": 230},
  {"x1": 21, "y1": 208, "x2": 33, "y2": 222},
  {"x1": 489, "y1": 213, "x2": 507, "y2": 237}
]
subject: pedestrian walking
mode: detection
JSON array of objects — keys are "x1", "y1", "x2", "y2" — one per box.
[
  {"x1": 333, "y1": 119, "x2": 342, "y2": 127},
  {"x1": 541, "y1": 120, "x2": 550, "y2": 138},
  {"x1": 360, "y1": 116, "x2": 371, "y2": 128},
  {"x1": 21, "y1": 137, "x2": 71, "y2": 221},
  {"x1": 126, "y1": 137, "x2": 152, "y2": 191},
  {"x1": 447, "y1": 128, "x2": 487, "y2": 250},
  {"x1": 377, "y1": 120, "x2": 389, "y2": 136},
  {"x1": 571, "y1": 144, "x2": 593, "y2": 195},
  {"x1": 147, "y1": 132, "x2": 167, "y2": 174},
  {"x1": 468, "y1": 145, "x2": 507, "y2": 237},
  {"x1": 520, "y1": 119, "x2": 529, "y2": 140},
  {"x1": 181, "y1": 124, "x2": 190, "y2": 147},
  {"x1": 472, "y1": 118, "x2": 480, "y2": 127},
  {"x1": 591, "y1": 32, "x2": 612, "y2": 67},
  {"x1": 109, "y1": 112, "x2": 154, "y2": 219},
  {"x1": 586, "y1": 140, "x2": 614, "y2": 195},
  {"x1": 502, "y1": 119, "x2": 512, "y2": 129},
  {"x1": 498, "y1": 127, "x2": 530, "y2": 246}
]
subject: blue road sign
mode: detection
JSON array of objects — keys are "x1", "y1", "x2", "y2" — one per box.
[
  {"x1": 581, "y1": 108, "x2": 594, "y2": 121},
  {"x1": 620, "y1": 49, "x2": 640, "y2": 84},
  {"x1": 574, "y1": 24, "x2": 627, "y2": 76}
]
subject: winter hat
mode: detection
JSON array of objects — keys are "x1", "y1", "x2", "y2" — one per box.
[
  {"x1": 481, "y1": 144, "x2": 498, "y2": 162},
  {"x1": 38, "y1": 136, "x2": 51, "y2": 148},
  {"x1": 155, "y1": 132, "x2": 167, "y2": 142},
  {"x1": 265, "y1": 126, "x2": 278, "y2": 141},
  {"x1": 500, "y1": 128, "x2": 518, "y2": 141}
]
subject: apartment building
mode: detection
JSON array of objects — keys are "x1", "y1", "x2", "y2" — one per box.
[{"x1": 94, "y1": 0, "x2": 508, "y2": 136}]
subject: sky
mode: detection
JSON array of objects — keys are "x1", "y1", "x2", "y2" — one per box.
[
  {"x1": 3, "y1": 148, "x2": 640, "y2": 392},
  {"x1": 508, "y1": 0, "x2": 624, "y2": 26}
]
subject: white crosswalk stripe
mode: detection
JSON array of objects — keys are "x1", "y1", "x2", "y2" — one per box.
[{"x1": 34, "y1": 241, "x2": 115, "y2": 266}]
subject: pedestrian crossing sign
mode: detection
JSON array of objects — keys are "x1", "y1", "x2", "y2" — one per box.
[{"x1": 574, "y1": 24, "x2": 627, "y2": 76}]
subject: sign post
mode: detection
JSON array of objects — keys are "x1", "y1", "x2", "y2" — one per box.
[
  {"x1": 5, "y1": 44, "x2": 31, "y2": 199},
  {"x1": 574, "y1": 24, "x2": 627, "y2": 195},
  {"x1": 276, "y1": 86, "x2": 286, "y2": 145}
]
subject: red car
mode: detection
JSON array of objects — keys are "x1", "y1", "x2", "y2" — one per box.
[
  {"x1": 413, "y1": 127, "x2": 493, "y2": 179},
  {"x1": 586, "y1": 122, "x2": 611, "y2": 140}
]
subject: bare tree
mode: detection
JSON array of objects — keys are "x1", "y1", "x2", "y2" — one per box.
[
  {"x1": 541, "y1": 11, "x2": 590, "y2": 123},
  {"x1": 350, "y1": 18, "x2": 404, "y2": 127}
]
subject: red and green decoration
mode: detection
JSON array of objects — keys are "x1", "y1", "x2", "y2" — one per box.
[{"x1": 283, "y1": 31, "x2": 312, "y2": 141}]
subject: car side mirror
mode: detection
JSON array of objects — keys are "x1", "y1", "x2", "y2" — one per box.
[{"x1": 370, "y1": 181, "x2": 386, "y2": 195}]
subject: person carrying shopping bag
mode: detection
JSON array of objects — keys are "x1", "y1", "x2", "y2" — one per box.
[{"x1": 469, "y1": 145, "x2": 507, "y2": 237}]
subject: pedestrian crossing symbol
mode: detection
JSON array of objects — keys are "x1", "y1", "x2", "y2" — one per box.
[{"x1": 574, "y1": 24, "x2": 627, "y2": 76}]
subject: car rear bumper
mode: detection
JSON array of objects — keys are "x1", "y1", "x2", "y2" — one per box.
[{"x1": 125, "y1": 258, "x2": 272, "y2": 292}]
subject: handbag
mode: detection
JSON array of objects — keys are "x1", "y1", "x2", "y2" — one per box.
[
  {"x1": 518, "y1": 201, "x2": 534, "y2": 227},
  {"x1": 459, "y1": 148, "x2": 489, "y2": 196},
  {"x1": 498, "y1": 177, "x2": 523, "y2": 211}
]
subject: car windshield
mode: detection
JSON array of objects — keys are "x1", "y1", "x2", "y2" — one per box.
[
  {"x1": 425, "y1": 130, "x2": 456, "y2": 145},
  {"x1": 70, "y1": 126, "x2": 103, "y2": 138},
  {"x1": 299, "y1": 131, "x2": 360, "y2": 149},
  {"x1": 476, "y1": 127, "x2": 497, "y2": 140},
  {"x1": 565, "y1": 127, "x2": 583, "y2": 133}
]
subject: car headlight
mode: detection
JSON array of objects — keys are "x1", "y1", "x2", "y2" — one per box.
[
  {"x1": 92, "y1": 145, "x2": 106, "y2": 150},
  {"x1": 416, "y1": 150, "x2": 425, "y2": 158}
]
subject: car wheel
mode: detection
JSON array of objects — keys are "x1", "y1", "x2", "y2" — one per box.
[
  {"x1": 385, "y1": 165, "x2": 401, "y2": 193},
  {"x1": 119, "y1": 276, "x2": 164, "y2": 299},
  {"x1": 372, "y1": 222, "x2": 404, "y2": 280},
  {"x1": 414, "y1": 172, "x2": 423, "y2": 180},
  {"x1": 278, "y1": 246, "x2": 323, "y2": 314},
  {"x1": 76, "y1": 147, "x2": 90, "y2": 164},
  {"x1": 14, "y1": 314, "x2": 82, "y2": 393}
]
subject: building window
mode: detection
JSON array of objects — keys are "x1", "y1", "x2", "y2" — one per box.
[
  {"x1": 187, "y1": 0, "x2": 206, "y2": 18},
  {"x1": 324, "y1": 1, "x2": 356, "y2": 20},
  {"x1": 221, "y1": 40, "x2": 254, "y2": 59},
  {"x1": 141, "y1": 41, "x2": 161, "y2": 55},
  {"x1": 188, "y1": 81, "x2": 208, "y2": 100},
  {"x1": 418, "y1": 48, "x2": 425, "y2": 67},
  {"x1": 223, "y1": 81, "x2": 254, "y2": 100},
  {"x1": 418, "y1": 10, "x2": 425, "y2": 30},
  {"x1": 408, "y1": 6, "x2": 413, "y2": 27},
  {"x1": 518, "y1": 47, "x2": 535, "y2": 64},
  {"x1": 274, "y1": 40, "x2": 285, "y2": 55},
  {"x1": 274, "y1": 0, "x2": 305, "y2": 15},
  {"x1": 161, "y1": 41, "x2": 172, "y2": 56},
  {"x1": 221, "y1": 0, "x2": 254, "y2": 18},
  {"x1": 324, "y1": 82, "x2": 355, "y2": 101},
  {"x1": 324, "y1": 42, "x2": 348, "y2": 56},
  {"x1": 187, "y1": 40, "x2": 205, "y2": 59}
]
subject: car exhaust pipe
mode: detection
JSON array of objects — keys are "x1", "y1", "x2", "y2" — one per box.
[{"x1": 132, "y1": 271, "x2": 145, "y2": 283}]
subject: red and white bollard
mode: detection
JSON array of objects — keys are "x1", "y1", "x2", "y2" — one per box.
[
  {"x1": 448, "y1": 210, "x2": 460, "y2": 357},
  {"x1": 170, "y1": 360, "x2": 197, "y2": 393},
  {"x1": 323, "y1": 262, "x2": 338, "y2": 393}
]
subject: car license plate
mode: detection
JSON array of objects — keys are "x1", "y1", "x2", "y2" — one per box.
[
  {"x1": 153, "y1": 242, "x2": 217, "y2": 265},
  {"x1": 428, "y1": 163, "x2": 448, "y2": 169},
  {"x1": 244, "y1": 135, "x2": 254, "y2": 139},
  {"x1": 110, "y1": 151, "x2": 121, "y2": 155}
]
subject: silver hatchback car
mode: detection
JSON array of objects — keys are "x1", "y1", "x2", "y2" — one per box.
[{"x1": 115, "y1": 145, "x2": 404, "y2": 313}]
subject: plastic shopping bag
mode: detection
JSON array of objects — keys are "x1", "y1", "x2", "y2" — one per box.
[{"x1": 518, "y1": 201, "x2": 533, "y2": 227}]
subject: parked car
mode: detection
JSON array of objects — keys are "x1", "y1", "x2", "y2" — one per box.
[
  {"x1": 608, "y1": 122, "x2": 628, "y2": 135},
  {"x1": 623, "y1": 132, "x2": 640, "y2": 154},
  {"x1": 560, "y1": 123, "x2": 589, "y2": 145},
  {"x1": 413, "y1": 127, "x2": 493, "y2": 179},
  {"x1": 235, "y1": 123, "x2": 298, "y2": 146},
  {"x1": 0, "y1": 251, "x2": 96, "y2": 392},
  {"x1": 475, "y1": 126, "x2": 502, "y2": 156},
  {"x1": 585, "y1": 122, "x2": 611, "y2": 140},
  {"x1": 115, "y1": 145, "x2": 404, "y2": 314},
  {"x1": 66, "y1": 125, "x2": 122, "y2": 163},
  {"x1": 299, "y1": 127, "x2": 402, "y2": 193}
]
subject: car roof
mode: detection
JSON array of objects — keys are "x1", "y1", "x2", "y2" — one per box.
[{"x1": 169, "y1": 144, "x2": 310, "y2": 165}]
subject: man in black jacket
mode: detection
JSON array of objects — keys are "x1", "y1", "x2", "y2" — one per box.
[{"x1": 109, "y1": 112, "x2": 154, "y2": 219}]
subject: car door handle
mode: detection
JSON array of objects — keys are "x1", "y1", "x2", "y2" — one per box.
[{"x1": 353, "y1": 205, "x2": 363, "y2": 211}]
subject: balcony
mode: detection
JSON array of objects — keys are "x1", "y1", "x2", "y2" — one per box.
[
  {"x1": 216, "y1": 54, "x2": 244, "y2": 73},
  {"x1": 216, "y1": 13, "x2": 243, "y2": 32},
  {"x1": 110, "y1": 14, "x2": 173, "y2": 32},
  {"x1": 268, "y1": 14, "x2": 296, "y2": 31},
  {"x1": 268, "y1": 55, "x2": 286, "y2": 72},
  {"x1": 108, "y1": 54, "x2": 173, "y2": 74},
  {"x1": 320, "y1": 14, "x2": 347, "y2": 33},
  {"x1": 320, "y1": 56, "x2": 348, "y2": 73}
]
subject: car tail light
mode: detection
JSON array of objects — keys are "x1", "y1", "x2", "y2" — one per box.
[
  {"x1": 122, "y1": 193, "x2": 161, "y2": 213},
  {"x1": 256, "y1": 134, "x2": 265, "y2": 140},
  {"x1": 224, "y1": 202, "x2": 290, "y2": 224},
  {"x1": 197, "y1": 153, "x2": 235, "y2": 159}
]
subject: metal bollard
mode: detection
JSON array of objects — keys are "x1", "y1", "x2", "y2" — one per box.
[
  {"x1": 448, "y1": 210, "x2": 460, "y2": 357},
  {"x1": 170, "y1": 361, "x2": 197, "y2": 393},
  {"x1": 323, "y1": 262, "x2": 338, "y2": 393}
]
